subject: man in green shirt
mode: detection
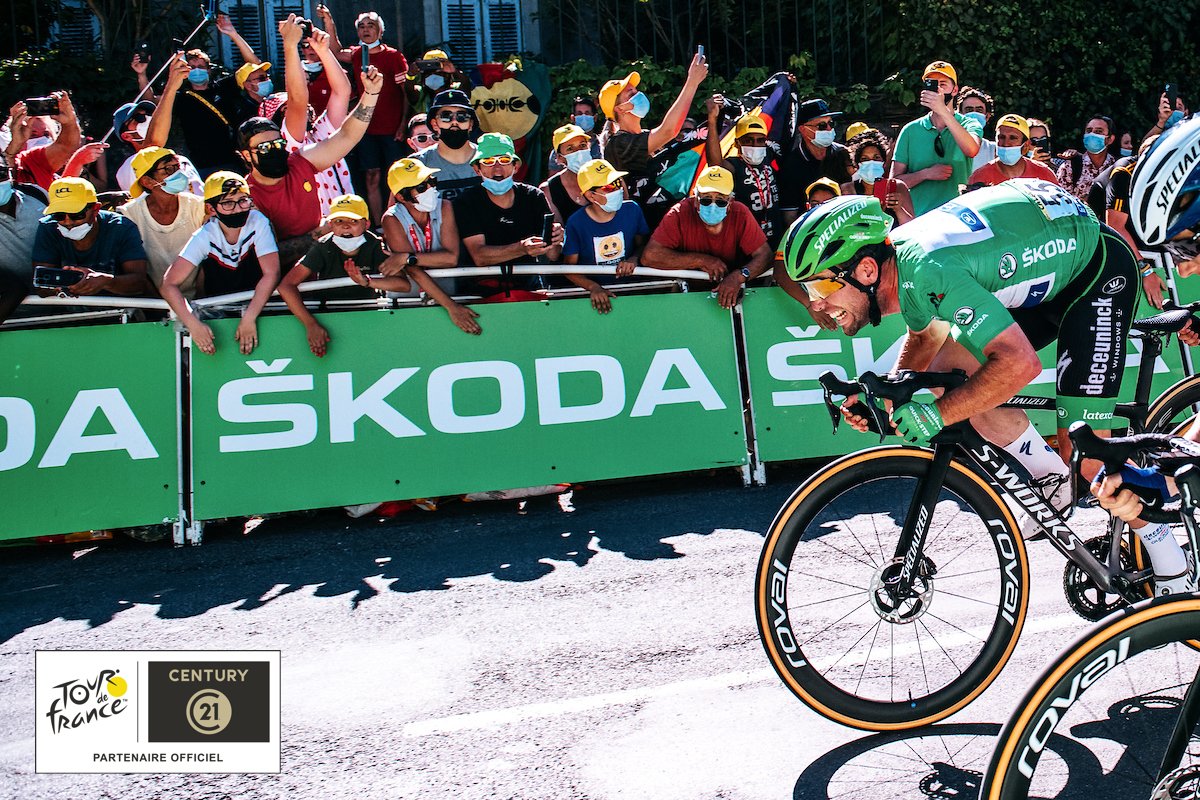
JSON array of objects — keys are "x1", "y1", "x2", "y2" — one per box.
[{"x1": 891, "y1": 60, "x2": 983, "y2": 216}]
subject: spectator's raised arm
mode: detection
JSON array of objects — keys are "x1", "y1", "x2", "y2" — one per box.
[
  {"x1": 300, "y1": 66, "x2": 382, "y2": 172},
  {"x1": 647, "y1": 54, "x2": 709, "y2": 155},
  {"x1": 216, "y1": 14, "x2": 261, "y2": 66},
  {"x1": 143, "y1": 54, "x2": 189, "y2": 149},
  {"x1": 309, "y1": 26, "x2": 351, "y2": 127},
  {"x1": 43, "y1": 92, "x2": 81, "y2": 171},
  {"x1": 278, "y1": 15, "x2": 311, "y2": 142}
]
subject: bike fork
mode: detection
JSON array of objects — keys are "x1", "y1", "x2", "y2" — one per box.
[
  {"x1": 1157, "y1": 661, "x2": 1200, "y2": 783},
  {"x1": 892, "y1": 442, "x2": 957, "y2": 593}
]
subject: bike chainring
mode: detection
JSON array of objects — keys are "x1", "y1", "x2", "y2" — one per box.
[
  {"x1": 1151, "y1": 764, "x2": 1200, "y2": 800},
  {"x1": 1062, "y1": 535, "x2": 1141, "y2": 621}
]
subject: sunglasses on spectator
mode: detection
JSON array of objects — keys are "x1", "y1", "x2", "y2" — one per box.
[
  {"x1": 411, "y1": 133, "x2": 434, "y2": 144},
  {"x1": 252, "y1": 138, "x2": 287, "y2": 155},
  {"x1": 697, "y1": 196, "x2": 730, "y2": 207},
  {"x1": 215, "y1": 196, "x2": 252, "y2": 212},
  {"x1": 594, "y1": 180, "x2": 623, "y2": 193},
  {"x1": 436, "y1": 111, "x2": 473, "y2": 124},
  {"x1": 806, "y1": 121, "x2": 834, "y2": 131},
  {"x1": 50, "y1": 209, "x2": 90, "y2": 222},
  {"x1": 801, "y1": 274, "x2": 847, "y2": 301},
  {"x1": 476, "y1": 155, "x2": 516, "y2": 167},
  {"x1": 154, "y1": 160, "x2": 181, "y2": 175},
  {"x1": 408, "y1": 178, "x2": 438, "y2": 194},
  {"x1": 934, "y1": 130, "x2": 946, "y2": 157}
]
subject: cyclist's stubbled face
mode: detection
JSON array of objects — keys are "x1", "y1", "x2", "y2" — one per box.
[{"x1": 811, "y1": 262, "x2": 874, "y2": 335}]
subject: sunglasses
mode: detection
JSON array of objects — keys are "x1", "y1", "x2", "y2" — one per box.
[
  {"x1": 697, "y1": 196, "x2": 730, "y2": 207},
  {"x1": 436, "y1": 111, "x2": 473, "y2": 124},
  {"x1": 215, "y1": 196, "x2": 252, "y2": 212},
  {"x1": 595, "y1": 180, "x2": 623, "y2": 193},
  {"x1": 51, "y1": 209, "x2": 90, "y2": 222},
  {"x1": 934, "y1": 130, "x2": 946, "y2": 158},
  {"x1": 154, "y1": 160, "x2": 181, "y2": 175},
  {"x1": 806, "y1": 121, "x2": 834, "y2": 131},
  {"x1": 411, "y1": 133, "x2": 434, "y2": 144},
  {"x1": 800, "y1": 275, "x2": 847, "y2": 301},
  {"x1": 408, "y1": 178, "x2": 438, "y2": 194},
  {"x1": 252, "y1": 138, "x2": 287, "y2": 155},
  {"x1": 477, "y1": 155, "x2": 516, "y2": 167}
]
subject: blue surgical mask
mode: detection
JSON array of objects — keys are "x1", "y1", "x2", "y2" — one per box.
[
  {"x1": 253, "y1": 79, "x2": 274, "y2": 98},
  {"x1": 628, "y1": 92, "x2": 650, "y2": 119},
  {"x1": 563, "y1": 150, "x2": 592, "y2": 173},
  {"x1": 1120, "y1": 147, "x2": 1133, "y2": 158},
  {"x1": 1083, "y1": 132, "x2": 1107, "y2": 154},
  {"x1": 964, "y1": 111, "x2": 987, "y2": 128},
  {"x1": 997, "y1": 145, "x2": 1024, "y2": 166},
  {"x1": 599, "y1": 189, "x2": 623, "y2": 212},
  {"x1": 161, "y1": 171, "x2": 190, "y2": 194},
  {"x1": 0, "y1": 181, "x2": 12, "y2": 206},
  {"x1": 813, "y1": 129, "x2": 836, "y2": 148},
  {"x1": 481, "y1": 176, "x2": 514, "y2": 195},
  {"x1": 855, "y1": 160, "x2": 885, "y2": 183},
  {"x1": 301, "y1": 60, "x2": 323, "y2": 74},
  {"x1": 188, "y1": 68, "x2": 209, "y2": 85},
  {"x1": 361, "y1": 39, "x2": 381, "y2": 50},
  {"x1": 697, "y1": 200, "x2": 727, "y2": 225},
  {"x1": 574, "y1": 114, "x2": 595, "y2": 133},
  {"x1": 1166, "y1": 110, "x2": 1185, "y2": 130}
]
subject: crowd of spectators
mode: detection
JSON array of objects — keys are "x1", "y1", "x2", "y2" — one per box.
[{"x1": 0, "y1": 7, "x2": 1191, "y2": 346}]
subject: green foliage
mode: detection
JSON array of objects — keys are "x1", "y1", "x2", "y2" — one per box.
[{"x1": 0, "y1": 47, "x2": 131, "y2": 137}]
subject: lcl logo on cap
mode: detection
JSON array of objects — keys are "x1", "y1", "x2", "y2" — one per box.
[{"x1": 55, "y1": 186, "x2": 73, "y2": 195}]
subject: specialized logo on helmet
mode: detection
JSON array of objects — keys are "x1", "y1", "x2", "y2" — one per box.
[
  {"x1": 1155, "y1": 137, "x2": 1200, "y2": 217},
  {"x1": 1102, "y1": 276, "x2": 1127, "y2": 295},
  {"x1": 998, "y1": 253, "x2": 1017, "y2": 279},
  {"x1": 811, "y1": 198, "x2": 871, "y2": 255},
  {"x1": 953, "y1": 306, "x2": 974, "y2": 326}
]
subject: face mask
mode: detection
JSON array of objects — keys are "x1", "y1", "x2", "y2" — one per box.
[
  {"x1": 481, "y1": 176, "x2": 514, "y2": 195},
  {"x1": 301, "y1": 60, "x2": 323, "y2": 74},
  {"x1": 216, "y1": 209, "x2": 250, "y2": 228},
  {"x1": 160, "y1": 171, "x2": 190, "y2": 194},
  {"x1": 813, "y1": 129, "x2": 836, "y2": 148},
  {"x1": 188, "y1": 68, "x2": 209, "y2": 85},
  {"x1": 25, "y1": 135, "x2": 53, "y2": 150},
  {"x1": 964, "y1": 111, "x2": 987, "y2": 128},
  {"x1": 997, "y1": 145, "x2": 1024, "y2": 166},
  {"x1": 1119, "y1": 147, "x2": 1133, "y2": 158},
  {"x1": 252, "y1": 79, "x2": 274, "y2": 98},
  {"x1": 855, "y1": 160, "x2": 885, "y2": 183},
  {"x1": 360, "y1": 39, "x2": 381, "y2": 50},
  {"x1": 332, "y1": 233, "x2": 366, "y2": 253},
  {"x1": 697, "y1": 201, "x2": 727, "y2": 226},
  {"x1": 741, "y1": 146, "x2": 767, "y2": 166},
  {"x1": 564, "y1": 150, "x2": 592, "y2": 173},
  {"x1": 133, "y1": 119, "x2": 150, "y2": 141},
  {"x1": 628, "y1": 92, "x2": 650, "y2": 119},
  {"x1": 574, "y1": 114, "x2": 595, "y2": 133},
  {"x1": 57, "y1": 221, "x2": 92, "y2": 241},
  {"x1": 253, "y1": 147, "x2": 290, "y2": 179},
  {"x1": 438, "y1": 127, "x2": 470, "y2": 149},
  {"x1": 0, "y1": 181, "x2": 12, "y2": 206},
  {"x1": 1083, "y1": 132, "x2": 1107, "y2": 154},
  {"x1": 1166, "y1": 110, "x2": 1185, "y2": 130},
  {"x1": 413, "y1": 186, "x2": 439, "y2": 212},
  {"x1": 424, "y1": 73, "x2": 445, "y2": 91},
  {"x1": 599, "y1": 189, "x2": 623, "y2": 212}
]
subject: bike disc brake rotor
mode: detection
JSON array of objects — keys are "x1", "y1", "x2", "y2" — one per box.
[
  {"x1": 1151, "y1": 764, "x2": 1200, "y2": 800},
  {"x1": 1062, "y1": 535, "x2": 1139, "y2": 621},
  {"x1": 869, "y1": 557, "x2": 936, "y2": 624}
]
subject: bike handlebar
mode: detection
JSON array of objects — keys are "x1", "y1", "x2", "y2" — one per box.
[{"x1": 818, "y1": 369, "x2": 969, "y2": 442}]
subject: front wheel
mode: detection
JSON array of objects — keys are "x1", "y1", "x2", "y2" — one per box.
[{"x1": 755, "y1": 446, "x2": 1029, "y2": 730}]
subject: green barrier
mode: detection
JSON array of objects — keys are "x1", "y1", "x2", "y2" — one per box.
[
  {"x1": 189, "y1": 293, "x2": 748, "y2": 520},
  {"x1": 741, "y1": 286, "x2": 1188, "y2": 463},
  {"x1": 0, "y1": 323, "x2": 180, "y2": 541}
]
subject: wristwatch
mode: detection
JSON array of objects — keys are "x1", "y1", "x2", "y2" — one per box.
[
  {"x1": 740, "y1": 267, "x2": 752, "y2": 281},
  {"x1": 405, "y1": 253, "x2": 418, "y2": 268}
]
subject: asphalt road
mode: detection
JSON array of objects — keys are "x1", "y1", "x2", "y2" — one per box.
[{"x1": 0, "y1": 465, "x2": 1160, "y2": 799}]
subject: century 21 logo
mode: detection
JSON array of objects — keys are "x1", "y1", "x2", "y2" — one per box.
[{"x1": 45, "y1": 669, "x2": 129, "y2": 734}]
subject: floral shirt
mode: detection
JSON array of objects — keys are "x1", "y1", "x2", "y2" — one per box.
[{"x1": 1055, "y1": 151, "x2": 1114, "y2": 202}]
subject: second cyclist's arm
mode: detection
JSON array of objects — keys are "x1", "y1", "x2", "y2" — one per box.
[{"x1": 934, "y1": 324, "x2": 1041, "y2": 426}]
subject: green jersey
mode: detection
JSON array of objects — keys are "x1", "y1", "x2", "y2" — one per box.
[{"x1": 893, "y1": 178, "x2": 1100, "y2": 359}]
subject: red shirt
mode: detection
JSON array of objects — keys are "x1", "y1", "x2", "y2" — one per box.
[
  {"x1": 651, "y1": 197, "x2": 768, "y2": 266},
  {"x1": 349, "y1": 44, "x2": 409, "y2": 136},
  {"x1": 247, "y1": 151, "x2": 322, "y2": 239},
  {"x1": 14, "y1": 145, "x2": 58, "y2": 190},
  {"x1": 968, "y1": 158, "x2": 1059, "y2": 188}
]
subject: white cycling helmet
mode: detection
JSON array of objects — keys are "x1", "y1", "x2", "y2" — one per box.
[{"x1": 1130, "y1": 115, "x2": 1200, "y2": 249}]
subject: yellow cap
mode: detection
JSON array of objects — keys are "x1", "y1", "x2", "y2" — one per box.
[
  {"x1": 203, "y1": 170, "x2": 250, "y2": 202},
  {"x1": 45, "y1": 177, "x2": 98, "y2": 214},
  {"x1": 577, "y1": 158, "x2": 628, "y2": 193},
  {"x1": 326, "y1": 194, "x2": 370, "y2": 221},
  {"x1": 806, "y1": 177, "x2": 842, "y2": 199},
  {"x1": 387, "y1": 158, "x2": 440, "y2": 194},
  {"x1": 552, "y1": 123, "x2": 589, "y2": 153},
  {"x1": 923, "y1": 60, "x2": 957, "y2": 85},
  {"x1": 995, "y1": 113, "x2": 1030, "y2": 141},
  {"x1": 734, "y1": 113, "x2": 768, "y2": 139},
  {"x1": 599, "y1": 72, "x2": 639, "y2": 118},
  {"x1": 845, "y1": 121, "x2": 876, "y2": 141},
  {"x1": 129, "y1": 147, "x2": 176, "y2": 198},
  {"x1": 235, "y1": 62, "x2": 271, "y2": 88},
  {"x1": 695, "y1": 166, "x2": 734, "y2": 195},
  {"x1": 422, "y1": 49, "x2": 449, "y2": 61}
]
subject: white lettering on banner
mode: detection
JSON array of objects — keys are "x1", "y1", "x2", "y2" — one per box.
[
  {"x1": 767, "y1": 339, "x2": 845, "y2": 406},
  {"x1": 630, "y1": 349, "x2": 726, "y2": 417},
  {"x1": 218, "y1": 375, "x2": 318, "y2": 453},
  {"x1": 427, "y1": 361, "x2": 525, "y2": 434},
  {"x1": 0, "y1": 397, "x2": 35, "y2": 471},
  {"x1": 535, "y1": 356, "x2": 626, "y2": 425},
  {"x1": 38, "y1": 389, "x2": 159, "y2": 468},
  {"x1": 328, "y1": 369, "x2": 424, "y2": 442}
]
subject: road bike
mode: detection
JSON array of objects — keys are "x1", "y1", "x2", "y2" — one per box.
[{"x1": 753, "y1": 306, "x2": 1200, "y2": 731}]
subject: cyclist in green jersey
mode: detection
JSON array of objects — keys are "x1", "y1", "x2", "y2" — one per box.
[{"x1": 781, "y1": 178, "x2": 1140, "y2": 501}]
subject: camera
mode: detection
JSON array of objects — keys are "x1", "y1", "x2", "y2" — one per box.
[
  {"x1": 416, "y1": 59, "x2": 442, "y2": 72},
  {"x1": 33, "y1": 266, "x2": 84, "y2": 289},
  {"x1": 24, "y1": 96, "x2": 60, "y2": 116},
  {"x1": 297, "y1": 18, "x2": 314, "y2": 39},
  {"x1": 135, "y1": 42, "x2": 151, "y2": 63},
  {"x1": 1030, "y1": 135, "x2": 1052, "y2": 153},
  {"x1": 923, "y1": 78, "x2": 939, "y2": 94}
]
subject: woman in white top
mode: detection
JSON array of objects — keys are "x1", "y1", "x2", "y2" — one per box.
[{"x1": 160, "y1": 172, "x2": 280, "y2": 355}]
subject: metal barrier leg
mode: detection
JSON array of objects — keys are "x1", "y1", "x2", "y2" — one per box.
[{"x1": 732, "y1": 297, "x2": 767, "y2": 486}]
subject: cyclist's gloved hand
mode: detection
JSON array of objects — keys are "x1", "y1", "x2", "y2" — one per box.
[
  {"x1": 1094, "y1": 463, "x2": 1179, "y2": 507},
  {"x1": 893, "y1": 401, "x2": 944, "y2": 445}
]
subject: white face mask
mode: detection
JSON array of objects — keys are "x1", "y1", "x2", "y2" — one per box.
[
  {"x1": 58, "y1": 222, "x2": 93, "y2": 241},
  {"x1": 332, "y1": 233, "x2": 366, "y2": 253},
  {"x1": 133, "y1": 119, "x2": 150, "y2": 141},
  {"x1": 25, "y1": 135, "x2": 53, "y2": 150},
  {"x1": 413, "y1": 186, "x2": 440, "y2": 212},
  {"x1": 360, "y1": 38, "x2": 381, "y2": 49},
  {"x1": 564, "y1": 150, "x2": 592, "y2": 173},
  {"x1": 741, "y1": 146, "x2": 767, "y2": 166}
]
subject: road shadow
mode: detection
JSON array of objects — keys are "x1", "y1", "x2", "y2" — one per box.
[{"x1": 0, "y1": 467, "x2": 812, "y2": 644}]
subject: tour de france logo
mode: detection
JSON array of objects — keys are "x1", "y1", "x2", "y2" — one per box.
[
  {"x1": 45, "y1": 668, "x2": 129, "y2": 734},
  {"x1": 147, "y1": 662, "x2": 270, "y2": 743}
]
